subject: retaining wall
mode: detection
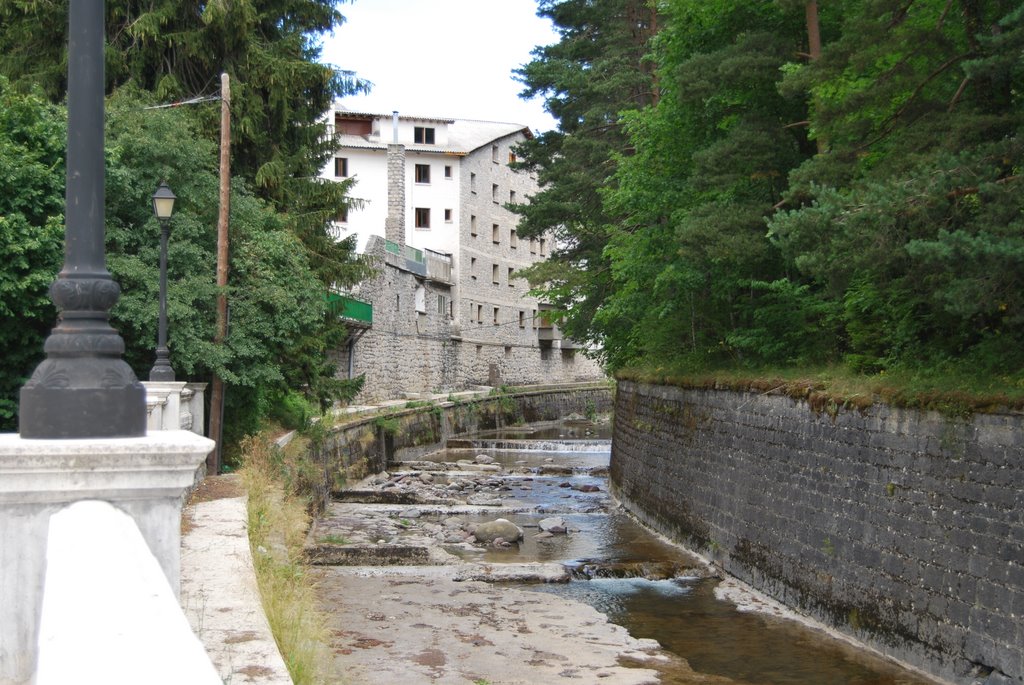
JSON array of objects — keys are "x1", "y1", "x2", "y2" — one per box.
[
  {"x1": 611, "y1": 380, "x2": 1023, "y2": 685},
  {"x1": 310, "y1": 383, "x2": 612, "y2": 512}
]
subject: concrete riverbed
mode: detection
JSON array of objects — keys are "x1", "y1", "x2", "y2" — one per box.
[{"x1": 309, "y1": 418, "x2": 941, "y2": 685}]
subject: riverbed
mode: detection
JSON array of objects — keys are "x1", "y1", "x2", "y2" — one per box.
[{"x1": 310, "y1": 417, "x2": 939, "y2": 684}]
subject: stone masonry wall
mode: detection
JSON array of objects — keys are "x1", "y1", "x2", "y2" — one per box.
[
  {"x1": 612, "y1": 381, "x2": 1023, "y2": 685},
  {"x1": 315, "y1": 383, "x2": 612, "y2": 508},
  {"x1": 337, "y1": 253, "x2": 604, "y2": 403}
]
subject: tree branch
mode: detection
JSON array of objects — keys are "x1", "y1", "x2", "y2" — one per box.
[{"x1": 947, "y1": 77, "x2": 970, "y2": 111}]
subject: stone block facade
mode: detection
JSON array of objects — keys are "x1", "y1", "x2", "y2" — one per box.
[
  {"x1": 611, "y1": 381, "x2": 1023, "y2": 684},
  {"x1": 335, "y1": 236, "x2": 603, "y2": 403}
]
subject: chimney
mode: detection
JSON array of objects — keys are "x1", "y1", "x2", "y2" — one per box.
[{"x1": 385, "y1": 111, "x2": 405, "y2": 246}]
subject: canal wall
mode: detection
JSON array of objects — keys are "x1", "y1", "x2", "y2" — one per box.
[
  {"x1": 611, "y1": 380, "x2": 1023, "y2": 685},
  {"x1": 310, "y1": 382, "x2": 612, "y2": 511}
]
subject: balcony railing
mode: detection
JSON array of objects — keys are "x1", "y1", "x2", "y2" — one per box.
[
  {"x1": 424, "y1": 248, "x2": 452, "y2": 284},
  {"x1": 384, "y1": 239, "x2": 426, "y2": 277},
  {"x1": 326, "y1": 293, "x2": 373, "y2": 326},
  {"x1": 381, "y1": 240, "x2": 452, "y2": 283}
]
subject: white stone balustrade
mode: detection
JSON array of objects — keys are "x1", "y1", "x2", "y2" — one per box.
[
  {"x1": 0, "y1": 430, "x2": 214, "y2": 684},
  {"x1": 36, "y1": 500, "x2": 220, "y2": 685},
  {"x1": 145, "y1": 381, "x2": 207, "y2": 434}
]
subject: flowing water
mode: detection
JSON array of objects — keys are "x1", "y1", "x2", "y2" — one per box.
[{"x1": 419, "y1": 418, "x2": 936, "y2": 685}]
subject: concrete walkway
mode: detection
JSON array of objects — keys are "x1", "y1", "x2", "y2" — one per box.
[{"x1": 180, "y1": 475, "x2": 292, "y2": 684}]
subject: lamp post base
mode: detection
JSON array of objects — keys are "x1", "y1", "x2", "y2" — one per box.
[{"x1": 19, "y1": 359, "x2": 146, "y2": 439}]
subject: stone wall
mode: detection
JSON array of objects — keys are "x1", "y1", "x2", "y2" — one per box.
[
  {"x1": 611, "y1": 381, "x2": 1023, "y2": 684},
  {"x1": 335, "y1": 248, "x2": 604, "y2": 403},
  {"x1": 312, "y1": 383, "x2": 612, "y2": 508}
]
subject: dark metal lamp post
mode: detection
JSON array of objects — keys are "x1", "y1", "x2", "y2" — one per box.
[
  {"x1": 149, "y1": 182, "x2": 176, "y2": 382},
  {"x1": 17, "y1": 0, "x2": 146, "y2": 439}
]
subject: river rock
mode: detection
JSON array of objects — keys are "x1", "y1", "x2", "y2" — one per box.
[
  {"x1": 539, "y1": 516, "x2": 567, "y2": 533},
  {"x1": 418, "y1": 472, "x2": 434, "y2": 484},
  {"x1": 467, "y1": 495, "x2": 503, "y2": 506},
  {"x1": 573, "y1": 484, "x2": 600, "y2": 493},
  {"x1": 471, "y1": 518, "x2": 523, "y2": 543},
  {"x1": 474, "y1": 454, "x2": 495, "y2": 464}
]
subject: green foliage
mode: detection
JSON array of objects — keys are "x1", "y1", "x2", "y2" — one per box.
[
  {"x1": 0, "y1": 79, "x2": 65, "y2": 429},
  {"x1": 270, "y1": 390, "x2": 316, "y2": 431},
  {"x1": 512, "y1": 0, "x2": 660, "y2": 349},
  {"x1": 373, "y1": 416, "x2": 399, "y2": 436},
  {"x1": 522, "y1": 0, "x2": 1024, "y2": 386},
  {"x1": 0, "y1": 0, "x2": 375, "y2": 445}
]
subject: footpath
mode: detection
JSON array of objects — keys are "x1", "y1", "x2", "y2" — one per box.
[{"x1": 180, "y1": 475, "x2": 291, "y2": 684}]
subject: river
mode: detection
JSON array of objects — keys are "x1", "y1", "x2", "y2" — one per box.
[{"x1": 311, "y1": 416, "x2": 937, "y2": 684}]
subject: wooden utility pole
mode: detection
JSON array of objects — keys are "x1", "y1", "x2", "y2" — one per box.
[{"x1": 207, "y1": 72, "x2": 231, "y2": 475}]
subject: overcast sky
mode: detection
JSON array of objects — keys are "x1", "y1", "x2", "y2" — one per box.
[{"x1": 318, "y1": 0, "x2": 559, "y2": 132}]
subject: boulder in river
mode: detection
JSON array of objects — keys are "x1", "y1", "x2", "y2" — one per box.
[
  {"x1": 474, "y1": 454, "x2": 495, "y2": 464},
  {"x1": 539, "y1": 516, "x2": 568, "y2": 534},
  {"x1": 471, "y1": 518, "x2": 523, "y2": 543}
]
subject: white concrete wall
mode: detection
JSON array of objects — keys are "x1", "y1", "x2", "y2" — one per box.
[
  {"x1": 329, "y1": 147, "x2": 389, "y2": 253},
  {"x1": 405, "y1": 150, "x2": 461, "y2": 256},
  {"x1": 36, "y1": 500, "x2": 220, "y2": 685}
]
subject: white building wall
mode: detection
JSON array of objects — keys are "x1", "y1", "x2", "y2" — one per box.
[{"x1": 323, "y1": 107, "x2": 606, "y2": 401}]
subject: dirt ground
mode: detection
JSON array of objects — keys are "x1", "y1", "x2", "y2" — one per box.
[{"x1": 312, "y1": 565, "x2": 736, "y2": 685}]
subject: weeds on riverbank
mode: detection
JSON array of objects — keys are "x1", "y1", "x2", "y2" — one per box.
[
  {"x1": 618, "y1": 363, "x2": 1024, "y2": 417},
  {"x1": 239, "y1": 432, "x2": 329, "y2": 685}
]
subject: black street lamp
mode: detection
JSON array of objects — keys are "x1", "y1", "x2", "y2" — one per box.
[
  {"x1": 17, "y1": 0, "x2": 146, "y2": 438},
  {"x1": 149, "y1": 182, "x2": 176, "y2": 382}
]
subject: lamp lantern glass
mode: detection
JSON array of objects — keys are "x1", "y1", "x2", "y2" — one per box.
[{"x1": 152, "y1": 182, "x2": 176, "y2": 220}]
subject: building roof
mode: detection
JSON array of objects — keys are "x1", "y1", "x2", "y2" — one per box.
[{"x1": 333, "y1": 105, "x2": 532, "y2": 155}]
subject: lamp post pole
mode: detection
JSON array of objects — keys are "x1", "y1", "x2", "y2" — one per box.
[
  {"x1": 149, "y1": 183, "x2": 176, "y2": 382},
  {"x1": 18, "y1": 0, "x2": 146, "y2": 438}
]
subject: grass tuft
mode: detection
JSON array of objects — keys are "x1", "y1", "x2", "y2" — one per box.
[{"x1": 239, "y1": 432, "x2": 330, "y2": 685}]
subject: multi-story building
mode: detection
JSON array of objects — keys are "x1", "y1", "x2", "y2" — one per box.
[{"x1": 322, "y1": 106, "x2": 603, "y2": 402}]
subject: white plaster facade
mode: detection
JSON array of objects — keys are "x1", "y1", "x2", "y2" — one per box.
[{"x1": 322, "y1": 106, "x2": 604, "y2": 401}]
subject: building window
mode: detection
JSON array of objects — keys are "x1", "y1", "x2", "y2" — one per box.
[
  {"x1": 532, "y1": 309, "x2": 537, "y2": 328},
  {"x1": 415, "y1": 164, "x2": 430, "y2": 184},
  {"x1": 492, "y1": 223, "x2": 500, "y2": 244},
  {"x1": 492, "y1": 144, "x2": 499, "y2": 163},
  {"x1": 540, "y1": 343, "x2": 553, "y2": 361},
  {"x1": 491, "y1": 183, "x2": 499, "y2": 203},
  {"x1": 530, "y1": 238, "x2": 537, "y2": 254},
  {"x1": 470, "y1": 215, "x2": 477, "y2": 236},
  {"x1": 470, "y1": 172, "x2": 477, "y2": 193},
  {"x1": 508, "y1": 151, "x2": 517, "y2": 164},
  {"x1": 414, "y1": 126, "x2": 435, "y2": 144},
  {"x1": 504, "y1": 345, "x2": 512, "y2": 357},
  {"x1": 493, "y1": 307, "x2": 499, "y2": 325},
  {"x1": 508, "y1": 267, "x2": 515, "y2": 285},
  {"x1": 415, "y1": 207, "x2": 430, "y2": 229},
  {"x1": 470, "y1": 257, "x2": 477, "y2": 279},
  {"x1": 510, "y1": 229, "x2": 517, "y2": 248},
  {"x1": 437, "y1": 294, "x2": 449, "y2": 316},
  {"x1": 415, "y1": 285, "x2": 426, "y2": 314},
  {"x1": 444, "y1": 208, "x2": 453, "y2": 222},
  {"x1": 509, "y1": 190, "x2": 516, "y2": 204},
  {"x1": 519, "y1": 310, "x2": 525, "y2": 328},
  {"x1": 476, "y1": 304, "x2": 483, "y2": 323},
  {"x1": 336, "y1": 206, "x2": 349, "y2": 223},
  {"x1": 334, "y1": 157, "x2": 348, "y2": 177},
  {"x1": 444, "y1": 165, "x2": 453, "y2": 179},
  {"x1": 540, "y1": 237, "x2": 547, "y2": 256},
  {"x1": 492, "y1": 264, "x2": 499, "y2": 284}
]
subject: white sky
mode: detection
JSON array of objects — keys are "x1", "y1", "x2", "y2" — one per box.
[{"x1": 318, "y1": 0, "x2": 559, "y2": 133}]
